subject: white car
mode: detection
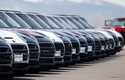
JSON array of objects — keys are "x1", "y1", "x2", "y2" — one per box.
[{"x1": 0, "y1": 30, "x2": 29, "y2": 74}]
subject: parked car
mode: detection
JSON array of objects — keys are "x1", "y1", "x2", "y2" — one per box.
[
  {"x1": 105, "y1": 18, "x2": 125, "y2": 43},
  {"x1": 0, "y1": 11, "x2": 64, "y2": 68},
  {"x1": 14, "y1": 30, "x2": 41, "y2": 72},
  {"x1": 96, "y1": 30, "x2": 116, "y2": 55},
  {"x1": 19, "y1": 30, "x2": 61, "y2": 68},
  {"x1": 71, "y1": 31, "x2": 95, "y2": 60},
  {"x1": 0, "y1": 37, "x2": 13, "y2": 76},
  {"x1": 78, "y1": 31, "x2": 96, "y2": 60},
  {"x1": 0, "y1": 30, "x2": 29, "y2": 74},
  {"x1": 52, "y1": 31, "x2": 73, "y2": 65},
  {"x1": 52, "y1": 31, "x2": 80, "y2": 63},
  {"x1": 27, "y1": 14, "x2": 72, "y2": 65},
  {"x1": 106, "y1": 30, "x2": 124, "y2": 53}
]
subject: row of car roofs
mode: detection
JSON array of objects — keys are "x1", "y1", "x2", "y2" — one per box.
[
  {"x1": 0, "y1": 10, "x2": 124, "y2": 77},
  {"x1": 0, "y1": 10, "x2": 94, "y2": 29}
]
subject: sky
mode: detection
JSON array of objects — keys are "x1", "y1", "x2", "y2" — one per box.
[{"x1": 0, "y1": 0, "x2": 125, "y2": 27}]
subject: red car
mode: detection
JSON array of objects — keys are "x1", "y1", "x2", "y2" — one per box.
[{"x1": 105, "y1": 18, "x2": 125, "y2": 44}]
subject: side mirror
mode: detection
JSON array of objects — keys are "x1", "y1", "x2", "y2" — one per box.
[{"x1": 104, "y1": 20, "x2": 112, "y2": 26}]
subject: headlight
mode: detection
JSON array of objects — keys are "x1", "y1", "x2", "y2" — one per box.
[
  {"x1": 80, "y1": 47, "x2": 86, "y2": 53},
  {"x1": 88, "y1": 46, "x2": 92, "y2": 52},
  {"x1": 14, "y1": 54, "x2": 23, "y2": 62},
  {"x1": 55, "y1": 50, "x2": 61, "y2": 57},
  {"x1": 72, "y1": 48, "x2": 76, "y2": 54}
]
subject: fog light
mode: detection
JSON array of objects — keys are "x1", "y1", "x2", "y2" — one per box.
[
  {"x1": 88, "y1": 46, "x2": 92, "y2": 52},
  {"x1": 14, "y1": 54, "x2": 23, "y2": 62},
  {"x1": 72, "y1": 49, "x2": 76, "y2": 54},
  {"x1": 80, "y1": 47, "x2": 86, "y2": 53},
  {"x1": 55, "y1": 51, "x2": 61, "y2": 57}
]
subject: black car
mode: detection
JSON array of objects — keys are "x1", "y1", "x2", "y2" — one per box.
[
  {"x1": 85, "y1": 31, "x2": 105, "y2": 58},
  {"x1": 0, "y1": 38, "x2": 13, "y2": 76},
  {"x1": 78, "y1": 31, "x2": 96, "y2": 59},
  {"x1": 52, "y1": 31, "x2": 80, "y2": 63},
  {"x1": 2, "y1": 11, "x2": 64, "y2": 67},
  {"x1": 52, "y1": 31, "x2": 72, "y2": 65},
  {"x1": 65, "y1": 31, "x2": 88, "y2": 61},
  {"x1": 15, "y1": 30, "x2": 41, "y2": 72},
  {"x1": 107, "y1": 30, "x2": 124, "y2": 53}
]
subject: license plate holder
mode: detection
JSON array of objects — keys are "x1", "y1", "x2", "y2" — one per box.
[{"x1": 14, "y1": 54, "x2": 23, "y2": 62}]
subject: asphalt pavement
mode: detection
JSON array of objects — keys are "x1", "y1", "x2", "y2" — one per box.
[{"x1": 13, "y1": 48, "x2": 125, "y2": 80}]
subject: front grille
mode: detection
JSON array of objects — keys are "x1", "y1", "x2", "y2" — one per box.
[
  {"x1": 79, "y1": 37, "x2": 87, "y2": 44},
  {"x1": 109, "y1": 39, "x2": 115, "y2": 49},
  {"x1": 100, "y1": 39, "x2": 105, "y2": 45},
  {"x1": 0, "y1": 45, "x2": 12, "y2": 64},
  {"x1": 11, "y1": 44, "x2": 28, "y2": 61},
  {"x1": 54, "y1": 42, "x2": 65, "y2": 56},
  {"x1": 87, "y1": 42, "x2": 94, "y2": 52},
  {"x1": 28, "y1": 43, "x2": 39, "y2": 60},
  {"x1": 85, "y1": 37, "x2": 94, "y2": 52},
  {"x1": 105, "y1": 40, "x2": 110, "y2": 49},
  {"x1": 79, "y1": 40, "x2": 87, "y2": 53},
  {"x1": 64, "y1": 42, "x2": 72, "y2": 55},
  {"x1": 39, "y1": 58, "x2": 53, "y2": 64},
  {"x1": 39, "y1": 42, "x2": 55, "y2": 57},
  {"x1": 100, "y1": 39, "x2": 106, "y2": 50},
  {"x1": 95, "y1": 41, "x2": 101, "y2": 51},
  {"x1": 72, "y1": 42, "x2": 80, "y2": 54},
  {"x1": 36, "y1": 37, "x2": 55, "y2": 57}
]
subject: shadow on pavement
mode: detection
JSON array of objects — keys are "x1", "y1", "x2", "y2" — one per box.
[
  {"x1": 84, "y1": 54, "x2": 123, "y2": 64},
  {"x1": 11, "y1": 54, "x2": 122, "y2": 80}
]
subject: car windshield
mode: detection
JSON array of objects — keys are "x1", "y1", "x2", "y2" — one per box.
[
  {"x1": 65, "y1": 16, "x2": 83, "y2": 29},
  {"x1": 63, "y1": 16, "x2": 79, "y2": 29},
  {"x1": 28, "y1": 14, "x2": 50, "y2": 29},
  {"x1": 46, "y1": 16, "x2": 62, "y2": 29},
  {"x1": 71, "y1": 16, "x2": 87, "y2": 29},
  {"x1": 53, "y1": 17, "x2": 66, "y2": 29},
  {"x1": 0, "y1": 19, "x2": 9, "y2": 28},
  {"x1": 58, "y1": 17, "x2": 73, "y2": 29},
  {"x1": 6, "y1": 12, "x2": 31, "y2": 28},
  {"x1": 36, "y1": 15, "x2": 53, "y2": 29},
  {"x1": 54, "y1": 16, "x2": 67, "y2": 29},
  {"x1": 45, "y1": 16, "x2": 61, "y2": 29},
  {"x1": 79, "y1": 17, "x2": 94, "y2": 29},
  {"x1": 15, "y1": 13, "x2": 42, "y2": 29},
  {"x1": 0, "y1": 12, "x2": 21, "y2": 28},
  {"x1": 54, "y1": 17, "x2": 69, "y2": 29}
]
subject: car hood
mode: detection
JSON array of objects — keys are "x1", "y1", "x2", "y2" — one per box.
[{"x1": 0, "y1": 30, "x2": 27, "y2": 44}]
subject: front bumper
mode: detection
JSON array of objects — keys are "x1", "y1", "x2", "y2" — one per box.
[
  {"x1": 0, "y1": 65, "x2": 12, "y2": 75},
  {"x1": 72, "y1": 54, "x2": 80, "y2": 62},
  {"x1": 29, "y1": 60, "x2": 40, "y2": 69},
  {"x1": 39, "y1": 56, "x2": 63, "y2": 66},
  {"x1": 63, "y1": 55, "x2": 72, "y2": 64},
  {"x1": 13, "y1": 63, "x2": 29, "y2": 74}
]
